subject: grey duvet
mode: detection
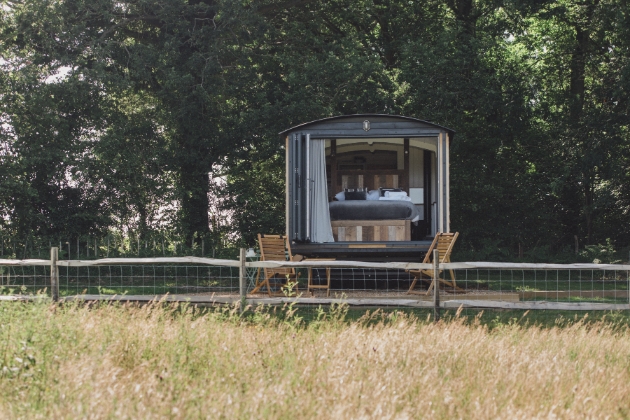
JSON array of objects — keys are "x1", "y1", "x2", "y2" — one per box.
[{"x1": 329, "y1": 201, "x2": 421, "y2": 222}]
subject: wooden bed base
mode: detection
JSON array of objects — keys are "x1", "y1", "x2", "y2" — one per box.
[{"x1": 331, "y1": 220, "x2": 411, "y2": 242}]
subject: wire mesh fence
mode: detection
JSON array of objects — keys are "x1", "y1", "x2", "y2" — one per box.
[
  {"x1": 0, "y1": 264, "x2": 50, "y2": 294},
  {"x1": 446, "y1": 267, "x2": 629, "y2": 303},
  {"x1": 253, "y1": 264, "x2": 630, "y2": 305},
  {"x1": 58, "y1": 265, "x2": 242, "y2": 296},
  {"x1": 0, "y1": 231, "x2": 235, "y2": 260},
  {"x1": 2, "y1": 253, "x2": 630, "y2": 314}
]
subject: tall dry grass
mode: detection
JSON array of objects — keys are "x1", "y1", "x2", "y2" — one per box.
[{"x1": 1, "y1": 301, "x2": 629, "y2": 419}]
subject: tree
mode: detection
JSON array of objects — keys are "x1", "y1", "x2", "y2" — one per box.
[
  {"x1": 2, "y1": 0, "x2": 630, "y2": 260},
  {"x1": 1, "y1": 0, "x2": 267, "y2": 244},
  {"x1": 522, "y1": 0, "x2": 630, "y2": 247}
]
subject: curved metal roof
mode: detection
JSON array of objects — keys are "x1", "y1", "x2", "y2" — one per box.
[{"x1": 279, "y1": 114, "x2": 455, "y2": 139}]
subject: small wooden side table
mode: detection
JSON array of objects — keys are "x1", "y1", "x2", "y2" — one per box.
[{"x1": 305, "y1": 258, "x2": 335, "y2": 297}]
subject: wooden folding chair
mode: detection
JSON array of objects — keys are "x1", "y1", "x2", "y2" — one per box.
[
  {"x1": 249, "y1": 234, "x2": 300, "y2": 297},
  {"x1": 407, "y1": 232, "x2": 462, "y2": 295}
]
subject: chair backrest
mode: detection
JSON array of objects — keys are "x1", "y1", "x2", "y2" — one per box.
[
  {"x1": 257, "y1": 234, "x2": 288, "y2": 262},
  {"x1": 257, "y1": 234, "x2": 295, "y2": 278},
  {"x1": 424, "y1": 232, "x2": 459, "y2": 263}
]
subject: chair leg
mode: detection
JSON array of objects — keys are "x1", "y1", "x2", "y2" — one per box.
[
  {"x1": 249, "y1": 280, "x2": 264, "y2": 295},
  {"x1": 326, "y1": 268, "x2": 331, "y2": 298},
  {"x1": 426, "y1": 277, "x2": 454, "y2": 295},
  {"x1": 307, "y1": 268, "x2": 313, "y2": 296},
  {"x1": 428, "y1": 277, "x2": 465, "y2": 294},
  {"x1": 444, "y1": 257, "x2": 462, "y2": 291},
  {"x1": 408, "y1": 273, "x2": 433, "y2": 295},
  {"x1": 269, "y1": 275, "x2": 289, "y2": 297},
  {"x1": 250, "y1": 276, "x2": 273, "y2": 296},
  {"x1": 440, "y1": 265, "x2": 464, "y2": 292},
  {"x1": 306, "y1": 268, "x2": 330, "y2": 297},
  {"x1": 407, "y1": 276, "x2": 419, "y2": 294},
  {"x1": 249, "y1": 268, "x2": 266, "y2": 295}
]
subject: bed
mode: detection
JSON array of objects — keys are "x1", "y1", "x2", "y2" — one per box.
[
  {"x1": 329, "y1": 201, "x2": 420, "y2": 242},
  {"x1": 329, "y1": 201, "x2": 420, "y2": 222}
]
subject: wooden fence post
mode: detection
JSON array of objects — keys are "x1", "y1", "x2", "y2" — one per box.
[
  {"x1": 239, "y1": 248, "x2": 247, "y2": 313},
  {"x1": 50, "y1": 247, "x2": 59, "y2": 302},
  {"x1": 433, "y1": 249, "x2": 440, "y2": 323}
]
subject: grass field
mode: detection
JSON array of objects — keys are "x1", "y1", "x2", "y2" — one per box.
[{"x1": 2, "y1": 302, "x2": 630, "y2": 418}]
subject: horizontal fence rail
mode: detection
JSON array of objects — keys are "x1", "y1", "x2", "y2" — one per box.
[
  {"x1": 1, "y1": 249, "x2": 630, "y2": 312},
  {"x1": 4, "y1": 257, "x2": 630, "y2": 270},
  {"x1": 0, "y1": 259, "x2": 52, "y2": 266}
]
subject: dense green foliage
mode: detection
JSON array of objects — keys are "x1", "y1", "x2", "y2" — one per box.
[{"x1": 1, "y1": 0, "x2": 630, "y2": 260}]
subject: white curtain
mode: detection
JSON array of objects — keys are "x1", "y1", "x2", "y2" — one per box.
[{"x1": 309, "y1": 140, "x2": 335, "y2": 243}]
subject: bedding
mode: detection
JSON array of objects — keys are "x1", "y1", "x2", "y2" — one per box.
[
  {"x1": 379, "y1": 191, "x2": 411, "y2": 201},
  {"x1": 379, "y1": 187, "x2": 403, "y2": 197},
  {"x1": 344, "y1": 189, "x2": 367, "y2": 200},
  {"x1": 329, "y1": 200, "x2": 421, "y2": 222},
  {"x1": 367, "y1": 190, "x2": 380, "y2": 200},
  {"x1": 335, "y1": 190, "x2": 381, "y2": 201}
]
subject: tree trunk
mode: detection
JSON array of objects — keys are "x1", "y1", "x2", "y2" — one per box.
[
  {"x1": 180, "y1": 168, "x2": 210, "y2": 244},
  {"x1": 584, "y1": 179, "x2": 594, "y2": 242},
  {"x1": 447, "y1": 0, "x2": 477, "y2": 37},
  {"x1": 569, "y1": 26, "x2": 588, "y2": 123},
  {"x1": 137, "y1": 202, "x2": 148, "y2": 240},
  {"x1": 568, "y1": 1, "x2": 599, "y2": 242}
]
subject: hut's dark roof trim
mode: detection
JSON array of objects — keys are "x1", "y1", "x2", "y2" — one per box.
[{"x1": 279, "y1": 114, "x2": 455, "y2": 139}]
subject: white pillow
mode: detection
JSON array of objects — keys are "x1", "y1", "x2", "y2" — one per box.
[
  {"x1": 366, "y1": 190, "x2": 380, "y2": 201},
  {"x1": 385, "y1": 191, "x2": 408, "y2": 199},
  {"x1": 335, "y1": 191, "x2": 345, "y2": 201}
]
